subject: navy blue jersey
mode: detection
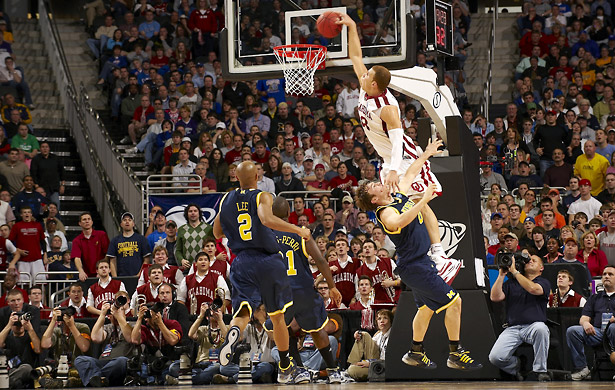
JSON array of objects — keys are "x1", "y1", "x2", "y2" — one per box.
[
  {"x1": 219, "y1": 189, "x2": 280, "y2": 255},
  {"x1": 375, "y1": 192, "x2": 430, "y2": 264},
  {"x1": 273, "y1": 230, "x2": 314, "y2": 290}
]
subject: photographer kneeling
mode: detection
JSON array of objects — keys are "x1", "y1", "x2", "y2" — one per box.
[
  {"x1": 131, "y1": 299, "x2": 182, "y2": 385},
  {"x1": 40, "y1": 305, "x2": 92, "y2": 387},
  {"x1": 0, "y1": 310, "x2": 40, "y2": 388},
  {"x1": 489, "y1": 251, "x2": 551, "y2": 381},
  {"x1": 185, "y1": 302, "x2": 228, "y2": 385},
  {"x1": 74, "y1": 292, "x2": 134, "y2": 387}
]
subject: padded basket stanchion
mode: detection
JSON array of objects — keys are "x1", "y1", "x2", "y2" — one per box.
[{"x1": 274, "y1": 44, "x2": 327, "y2": 96}]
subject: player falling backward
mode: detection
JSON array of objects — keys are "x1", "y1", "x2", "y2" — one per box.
[
  {"x1": 336, "y1": 13, "x2": 461, "y2": 285},
  {"x1": 357, "y1": 138, "x2": 482, "y2": 370}
]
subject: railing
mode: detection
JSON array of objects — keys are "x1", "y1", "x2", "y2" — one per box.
[
  {"x1": 50, "y1": 285, "x2": 71, "y2": 308},
  {"x1": 480, "y1": 0, "x2": 498, "y2": 121},
  {"x1": 39, "y1": 0, "x2": 144, "y2": 233},
  {"x1": 144, "y1": 174, "x2": 205, "y2": 231},
  {"x1": 35, "y1": 271, "x2": 80, "y2": 308}
]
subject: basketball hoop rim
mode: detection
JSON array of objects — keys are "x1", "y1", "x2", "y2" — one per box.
[{"x1": 273, "y1": 44, "x2": 327, "y2": 58}]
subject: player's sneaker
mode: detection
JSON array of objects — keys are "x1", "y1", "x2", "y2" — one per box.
[
  {"x1": 326, "y1": 367, "x2": 343, "y2": 384},
  {"x1": 402, "y1": 350, "x2": 437, "y2": 369},
  {"x1": 431, "y1": 254, "x2": 461, "y2": 285},
  {"x1": 278, "y1": 359, "x2": 311, "y2": 384},
  {"x1": 219, "y1": 325, "x2": 241, "y2": 366},
  {"x1": 447, "y1": 347, "x2": 483, "y2": 370}
]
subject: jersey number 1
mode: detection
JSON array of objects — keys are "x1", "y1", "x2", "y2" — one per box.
[
  {"x1": 284, "y1": 250, "x2": 297, "y2": 276},
  {"x1": 237, "y1": 213, "x2": 252, "y2": 240}
]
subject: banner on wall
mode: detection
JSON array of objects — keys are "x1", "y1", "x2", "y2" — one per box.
[{"x1": 149, "y1": 194, "x2": 224, "y2": 227}]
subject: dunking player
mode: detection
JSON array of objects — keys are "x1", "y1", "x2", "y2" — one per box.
[
  {"x1": 336, "y1": 13, "x2": 460, "y2": 284},
  {"x1": 356, "y1": 138, "x2": 482, "y2": 370},
  {"x1": 213, "y1": 161, "x2": 311, "y2": 384},
  {"x1": 270, "y1": 196, "x2": 343, "y2": 383}
]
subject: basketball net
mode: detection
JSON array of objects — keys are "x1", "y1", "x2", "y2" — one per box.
[{"x1": 274, "y1": 44, "x2": 327, "y2": 96}]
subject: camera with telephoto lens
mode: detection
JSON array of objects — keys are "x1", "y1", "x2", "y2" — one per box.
[
  {"x1": 147, "y1": 356, "x2": 170, "y2": 376},
  {"x1": 143, "y1": 301, "x2": 166, "y2": 319},
  {"x1": 56, "y1": 306, "x2": 76, "y2": 322},
  {"x1": 12, "y1": 311, "x2": 32, "y2": 327},
  {"x1": 204, "y1": 296, "x2": 223, "y2": 319},
  {"x1": 113, "y1": 295, "x2": 127, "y2": 309},
  {"x1": 30, "y1": 365, "x2": 53, "y2": 379},
  {"x1": 496, "y1": 250, "x2": 531, "y2": 273}
]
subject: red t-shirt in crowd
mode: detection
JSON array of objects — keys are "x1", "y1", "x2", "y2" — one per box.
[
  {"x1": 328, "y1": 175, "x2": 358, "y2": 190},
  {"x1": 289, "y1": 209, "x2": 315, "y2": 225},
  {"x1": 9, "y1": 221, "x2": 45, "y2": 262}
]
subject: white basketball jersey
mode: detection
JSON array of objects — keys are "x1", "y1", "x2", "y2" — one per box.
[{"x1": 357, "y1": 88, "x2": 400, "y2": 165}]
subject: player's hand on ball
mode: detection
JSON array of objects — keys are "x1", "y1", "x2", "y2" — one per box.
[
  {"x1": 423, "y1": 183, "x2": 438, "y2": 202},
  {"x1": 330, "y1": 287, "x2": 342, "y2": 307},
  {"x1": 384, "y1": 170, "x2": 400, "y2": 193},
  {"x1": 425, "y1": 138, "x2": 444, "y2": 157},
  {"x1": 335, "y1": 13, "x2": 355, "y2": 27}
]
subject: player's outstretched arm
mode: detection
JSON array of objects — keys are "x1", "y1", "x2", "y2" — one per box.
[
  {"x1": 336, "y1": 13, "x2": 368, "y2": 81},
  {"x1": 305, "y1": 238, "x2": 342, "y2": 306},
  {"x1": 398, "y1": 139, "x2": 443, "y2": 195},
  {"x1": 258, "y1": 192, "x2": 311, "y2": 241},
  {"x1": 380, "y1": 183, "x2": 439, "y2": 232},
  {"x1": 380, "y1": 106, "x2": 405, "y2": 193}
]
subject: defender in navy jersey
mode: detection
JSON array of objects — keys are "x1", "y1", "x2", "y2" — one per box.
[
  {"x1": 356, "y1": 139, "x2": 482, "y2": 371},
  {"x1": 270, "y1": 196, "x2": 344, "y2": 382},
  {"x1": 213, "y1": 161, "x2": 312, "y2": 384}
]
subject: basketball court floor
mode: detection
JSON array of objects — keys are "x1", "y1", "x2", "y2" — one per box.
[{"x1": 100, "y1": 382, "x2": 614, "y2": 389}]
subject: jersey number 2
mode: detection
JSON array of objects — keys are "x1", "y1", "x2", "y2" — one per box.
[
  {"x1": 237, "y1": 213, "x2": 252, "y2": 240},
  {"x1": 284, "y1": 250, "x2": 297, "y2": 276}
]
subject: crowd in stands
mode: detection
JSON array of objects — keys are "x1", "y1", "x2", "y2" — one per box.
[
  {"x1": 0, "y1": 0, "x2": 477, "y2": 387},
  {"x1": 20, "y1": 0, "x2": 615, "y2": 386}
]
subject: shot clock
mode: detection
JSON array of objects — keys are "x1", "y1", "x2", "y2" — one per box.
[{"x1": 426, "y1": 0, "x2": 454, "y2": 57}]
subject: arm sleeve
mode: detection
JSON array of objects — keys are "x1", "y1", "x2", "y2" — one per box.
[
  {"x1": 177, "y1": 279, "x2": 187, "y2": 302},
  {"x1": 217, "y1": 276, "x2": 231, "y2": 300},
  {"x1": 388, "y1": 128, "x2": 404, "y2": 173}
]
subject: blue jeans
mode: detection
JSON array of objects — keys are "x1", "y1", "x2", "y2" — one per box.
[
  {"x1": 538, "y1": 159, "x2": 554, "y2": 177},
  {"x1": 221, "y1": 361, "x2": 274, "y2": 383},
  {"x1": 87, "y1": 35, "x2": 109, "y2": 58},
  {"x1": 566, "y1": 324, "x2": 615, "y2": 370},
  {"x1": 74, "y1": 356, "x2": 129, "y2": 386},
  {"x1": 2, "y1": 80, "x2": 33, "y2": 105},
  {"x1": 488, "y1": 322, "x2": 550, "y2": 374},
  {"x1": 137, "y1": 132, "x2": 159, "y2": 164},
  {"x1": 192, "y1": 361, "x2": 220, "y2": 385},
  {"x1": 272, "y1": 336, "x2": 338, "y2": 371}
]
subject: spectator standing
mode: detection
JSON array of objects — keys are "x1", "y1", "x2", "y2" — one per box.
[
  {"x1": 355, "y1": 240, "x2": 399, "y2": 304},
  {"x1": 71, "y1": 212, "x2": 110, "y2": 280},
  {"x1": 574, "y1": 140, "x2": 609, "y2": 196},
  {"x1": 12, "y1": 175, "x2": 46, "y2": 221},
  {"x1": 543, "y1": 148, "x2": 573, "y2": 188},
  {"x1": 147, "y1": 210, "x2": 167, "y2": 250},
  {"x1": 107, "y1": 212, "x2": 151, "y2": 277},
  {"x1": 548, "y1": 270, "x2": 586, "y2": 308},
  {"x1": 175, "y1": 204, "x2": 214, "y2": 271},
  {"x1": 489, "y1": 254, "x2": 551, "y2": 381},
  {"x1": 8, "y1": 206, "x2": 46, "y2": 283},
  {"x1": 335, "y1": 195, "x2": 360, "y2": 231},
  {"x1": 0, "y1": 148, "x2": 29, "y2": 196},
  {"x1": 533, "y1": 110, "x2": 569, "y2": 175},
  {"x1": 30, "y1": 141, "x2": 64, "y2": 208},
  {"x1": 567, "y1": 179, "x2": 603, "y2": 223},
  {"x1": 566, "y1": 266, "x2": 615, "y2": 381},
  {"x1": 188, "y1": 0, "x2": 220, "y2": 58},
  {"x1": 86, "y1": 259, "x2": 127, "y2": 316},
  {"x1": 578, "y1": 231, "x2": 608, "y2": 277}
]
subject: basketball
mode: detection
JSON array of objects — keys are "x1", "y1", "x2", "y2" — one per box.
[{"x1": 317, "y1": 11, "x2": 342, "y2": 38}]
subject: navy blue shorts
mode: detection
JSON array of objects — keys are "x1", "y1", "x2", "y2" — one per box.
[
  {"x1": 396, "y1": 255, "x2": 459, "y2": 313},
  {"x1": 264, "y1": 286, "x2": 329, "y2": 333},
  {"x1": 229, "y1": 249, "x2": 293, "y2": 318}
]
